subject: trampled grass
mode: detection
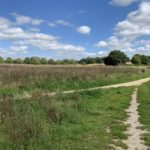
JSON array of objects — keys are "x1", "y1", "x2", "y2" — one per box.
[
  {"x1": 138, "y1": 81, "x2": 150, "y2": 147},
  {"x1": 0, "y1": 87, "x2": 133, "y2": 150}
]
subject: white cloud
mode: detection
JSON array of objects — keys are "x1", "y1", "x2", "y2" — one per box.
[
  {"x1": 11, "y1": 13, "x2": 43, "y2": 25},
  {"x1": 0, "y1": 14, "x2": 94, "y2": 59},
  {"x1": 48, "y1": 19, "x2": 73, "y2": 27},
  {"x1": 77, "y1": 26, "x2": 91, "y2": 35},
  {"x1": 95, "y1": 41, "x2": 108, "y2": 47},
  {"x1": 110, "y1": 0, "x2": 138, "y2": 6},
  {"x1": 95, "y1": 1, "x2": 150, "y2": 56}
]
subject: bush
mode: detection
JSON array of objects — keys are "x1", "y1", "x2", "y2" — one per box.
[{"x1": 104, "y1": 50, "x2": 129, "y2": 66}]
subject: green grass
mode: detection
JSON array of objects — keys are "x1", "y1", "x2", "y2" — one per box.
[
  {"x1": 0, "y1": 87, "x2": 133, "y2": 150},
  {"x1": 0, "y1": 65, "x2": 150, "y2": 94},
  {"x1": 138, "y1": 82, "x2": 150, "y2": 147}
]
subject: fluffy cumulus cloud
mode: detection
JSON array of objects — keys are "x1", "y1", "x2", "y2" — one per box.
[
  {"x1": 77, "y1": 26, "x2": 91, "y2": 35},
  {"x1": 110, "y1": 0, "x2": 138, "y2": 6},
  {"x1": 0, "y1": 14, "x2": 95, "y2": 59},
  {"x1": 95, "y1": 1, "x2": 150, "y2": 56}
]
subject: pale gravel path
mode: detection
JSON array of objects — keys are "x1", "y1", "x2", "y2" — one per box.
[
  {"x1": 123, "y1": 88, "x2": 148, "y2": 150},
  {"x1": 47, "y1": 77, "x2": 150, "y2": 96}
]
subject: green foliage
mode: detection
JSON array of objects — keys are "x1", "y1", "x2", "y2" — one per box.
[
  {"x1": 0, "y1": 56, "x2": 4, "y2": 63},
  {"x1": 30, "y1": 57, "x2": 40, "y2": 65},
  {"x1": 5, "y1": 57, "x2": 13, "y2": 64},
  {"x1": 14, "y1": 58, "x2": 23, "y2": 64},
  {"x1": 79, "y1": 57, "x2": 103, "y2": 64},
  {"x1": 138, "y1": 82, "x2": 150, "y2": 146},
  {"x1": 104, "y1": 50, "x2": 129, "y2": 66},
  {"x1": 0, "y1": 87, "x2": 133, "y2": 149},
  {"x1": 131, "y1": 54, "x2": 141, "y2": 65},
  {"x1": 141, "y1": 55, "x2": 150, "y2": 65},
  {"x1": 48, "y1": 59, "x2": 55, "y2": 64},
  {"x1": 23, "y1": 57, "x2": 31, "y2": 64},
  {"x1": 40, "y1": 57, "x2": 48, "y2": 64},
  {"x1": 131, "y1": 54, "x2": 150, "y2": 65}
]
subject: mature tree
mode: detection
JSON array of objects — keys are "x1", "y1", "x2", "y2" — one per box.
[
  {"x1": 14, "y1": 58, "x2": 23, "y2": 64},
  {"x1": 62, "y1": 59, "x2": 77, "y2": 64},
  {"x1": 31, "y1": 57, "x2": 40, "y2": 65},
  {"x1": 5, "y1": 57, "x2": 13, "y2": 64},
  {"x1": 23, "y1": 57, "x2": 31, "y2": 64},
  {"x1": 104, "y1": 50, "x2": 129, "y2": 66},
  {"x1": 140, "y1": 55, "x2": 150, "y2": 65},
  {"x1": 48, "y1": 59, "x2": 55, "y2": 64},
  {"x1": 131, "y1": 54, "x2": 141, "y2": 65},
  {"x1": 40, "y1": 57, "x2": 48, "y2": 64},
  {"x1": 0, "y1": 56, "x2": 4, "y2": 63}
]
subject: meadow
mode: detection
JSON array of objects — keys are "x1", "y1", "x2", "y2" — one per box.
[{"x1": 0, "y1": 64, "x2": 150, "y2": 150}]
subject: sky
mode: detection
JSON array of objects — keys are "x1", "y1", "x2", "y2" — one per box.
[{"x1": 0, "y1": 0, "x2": 150, "y2": 60}]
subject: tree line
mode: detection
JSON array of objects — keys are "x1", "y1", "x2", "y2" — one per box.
[{"x1": 0, "y1": 50, "x2": 150, "y2": 65}]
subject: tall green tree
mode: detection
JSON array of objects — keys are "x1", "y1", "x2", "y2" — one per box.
[
  {"x1": 104, "y1": 50, "x2": 129, "y2": 66},
  {"x1": 0, "y1": 56, "x2": 4, "y2": 63},
  {"x1": 14, "y1": 58, "x2": 23, "y2": 64},
  {"x1": 40, "y1": 58, "x2": 48, "y2": 64},
  {"x1": 5, "y1": 57, "x2": 13, "y2": 64},
  {"x1": 131, "y1": 54, "x2": 141, "y2": 65},
  {"x1": 23, "y1": 57, "x2": 31, "y2": 64}
]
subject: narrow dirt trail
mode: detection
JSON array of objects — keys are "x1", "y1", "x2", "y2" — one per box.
[
  {"x1": 47, "y1": 77, "x2": 150, "y2": 96},
  {"x1": 123, "y1": 88, "x2": 148, "y2": 150}
]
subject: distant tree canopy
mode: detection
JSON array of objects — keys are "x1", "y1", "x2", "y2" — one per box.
[
  {"x1": 1, "y1": 50, "x2": 150, "y2": 66},
  {"x1": 40, "y1": 57, "x2": 48, "y2": 64},
  {"x1": 0, "y1": 56, "x2": 4, "y2": 63},
  {"x1": 30, "y1": 57, "x2": 41, "y2": 65},
  {"x1": 131, "y1": 54, "x2": 150, "y2": 65},
  {"x1": 104, "y1": 50, "x2": 129, "y2": 66},
  {"x1": 131, "y1": 54, "x2": 141, "y2": 65},
  {"x1": 5, "y1": 57, "x2": 14, "y2": 64},
  {"x1": 14, "y1": 58, "x2": 23, "y2": 64},
  {"x1": 79, "y1": 57, "x2": 104, "y2": 65},
  {"x1": 23, "y1": 57, "x2": 31, "y2": 64}
]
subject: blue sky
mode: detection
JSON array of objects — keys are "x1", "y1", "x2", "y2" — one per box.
[{"x1": 0, "y1": 0, "x2": 150, "y2": 59}]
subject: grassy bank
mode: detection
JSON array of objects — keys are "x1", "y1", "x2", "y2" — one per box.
[
  {"x1": 0, "y1": 65, "x2": 150, "y2": 93},
  {"x1": 138, "y1": 82, "x2": 150, "y2": 147},
  {"x1": 0, "y1": 87, "x2": 133, "y2": 150}
]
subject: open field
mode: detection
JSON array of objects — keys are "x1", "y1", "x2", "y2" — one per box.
[
  {"x1": 0, "y1": 65, "x2": 150, "y2": 149},
  {"x1": 138, "y1": 81, "x2": 150, "y2": 147},
  {"x1": 1, "y1": 65, "x2": 150, "y2": 93}
]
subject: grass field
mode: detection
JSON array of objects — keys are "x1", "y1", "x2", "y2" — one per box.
[
  {"x1": 0, "y1": 65, "x2": 150, "y2": 93},
  {"x1": 0, "y1": 65, "x2": 150, "y2": 149},
  {"x1": 138, "y1": 81, "x2": 150, "y2": 147},
  {"x1": 0, "y1": 87, "x2": 134, "y2": 150}
]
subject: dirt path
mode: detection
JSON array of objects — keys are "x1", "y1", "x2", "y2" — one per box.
[
  {"x1": 123, "y1": 88, "x2": 148, "y2": 150},
  {"x1": 47, "y1": 77, "x2": 150, "y2": 96}
]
